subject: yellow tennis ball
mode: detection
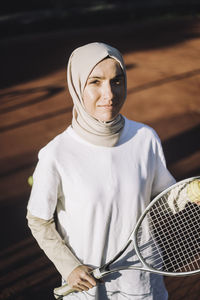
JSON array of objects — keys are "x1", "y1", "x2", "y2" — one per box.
[
  {"x1": 28, "y1": 176, "x2": 33, "y2": 186},
  {"x1": 187, "y1": 179, "x2": 200, "y2": 204}
]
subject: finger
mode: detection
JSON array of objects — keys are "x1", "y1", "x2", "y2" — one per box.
[
  {"x1": 71, "y1": 286, "x2": 83, "y2": 292},
  {"x1": 79, "y1": 276, "x2": 95, "y2": 289},
  {"x1": 81, "y1": 278, "x2": 95, "y2": 289},
  {"x1": 82, "y1": 274, "x2": 96, "y2": 287},
  {"x1": 75, "y1": 283, "x2": 90, "y2": 291}
]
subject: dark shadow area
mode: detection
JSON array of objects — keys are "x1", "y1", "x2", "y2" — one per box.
[
  {"x1": 0, "y1": 16, "x2": 200, "y2": 89},
  {"x1": 162, "y1": 124, "x2": 200, "y2": 165},
  {"x1": 1, "y1": 1, "x2": 200, "y2": 39},
  {"x1": 0, "y1": 194, "x2": 60, "y2": 299},
  {"x1": 127, "y1": 69, "x2": 200, "y2": 95},
  {"x1": 0, "y1": 151, "x2": 37, "y2": 179},
  {"x1": 149, "y1": 112, "x2": 200, "y2": 180},
  {"x1": 0, "y1": 194, "x2": 31, "y2": 250},
  {"x1": 0, "y1": 107, "x2": 72, "y2": 133},
  {"x1": 0, "y1": 85, "x2": 65, "y2": 114},
  {"x1": 165, "y1": 273, "x2": 200, "y2": 300}
]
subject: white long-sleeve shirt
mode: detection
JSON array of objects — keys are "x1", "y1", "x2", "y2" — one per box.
[{"x1": 28, "y1": 117, "x2": 175, "y2": 299}]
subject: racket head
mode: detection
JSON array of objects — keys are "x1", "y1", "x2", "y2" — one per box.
[{"x1": 133, "y1": 176, "x2": 200, "y2": 276}]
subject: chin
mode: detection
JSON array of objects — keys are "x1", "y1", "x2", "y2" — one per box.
[
  {"x1": 91, "y1": 107, "x2": 122, "y2": 122},
  {"x1": 98, "y1": 114, "x2": 118, "y2": 122}
]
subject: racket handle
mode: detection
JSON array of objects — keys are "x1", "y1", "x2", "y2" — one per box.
[
  {"x1": 53, "y1": 268, "x2": 100, "y2": 298},
  {"x1": 54, "y1": 283, "x2": 76, "y2": 299}
]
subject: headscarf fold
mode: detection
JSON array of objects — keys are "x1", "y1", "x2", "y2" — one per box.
[{"x1": 67, "y1": 42, "x2": 127, "y2": 147}]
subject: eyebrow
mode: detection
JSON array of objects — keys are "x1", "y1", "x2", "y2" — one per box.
[{"x1": 88, "y1": 74, "x2": 124, "y2": 80}]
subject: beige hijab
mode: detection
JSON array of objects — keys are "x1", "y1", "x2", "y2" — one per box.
[{"x1": 67, "y1": 42, "x2": 127, "y2": 147}]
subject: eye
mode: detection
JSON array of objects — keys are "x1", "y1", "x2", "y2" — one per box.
[
  {"x1": 88, "y1": 79, "x2": 100, "y2": 85},
  {"x1": 115, "y1": 80, "x2": 121, "y2": 85},
  {"x1": 113, "y1": 77, "x2": 123, "y2": 85}
]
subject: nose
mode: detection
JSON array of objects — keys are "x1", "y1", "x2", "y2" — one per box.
[{"x1": 102, "y1": 81, "x2": 114, "y2": 102}]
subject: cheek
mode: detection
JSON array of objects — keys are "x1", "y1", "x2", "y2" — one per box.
[
  {"x1": 83, "y1": 87, "x2": 99, "y2": 108},
  {"x1": 116, "y1": 86, "x2": 126, "y2": 102}
]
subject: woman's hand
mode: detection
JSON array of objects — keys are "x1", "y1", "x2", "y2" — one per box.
[{"x1": 67, "y1": 265, "x2": 97, "y2": 292}]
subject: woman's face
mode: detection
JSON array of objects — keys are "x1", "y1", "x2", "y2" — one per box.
[{"x1": 82, "y1": 58, "x2": 126, "y2": 122}]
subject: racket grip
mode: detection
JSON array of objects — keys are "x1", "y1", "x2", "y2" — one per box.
[{"x1": 54, "y1": 283, "x2": 76, "y2": 299}]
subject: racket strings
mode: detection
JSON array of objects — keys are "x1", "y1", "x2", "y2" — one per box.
[
  {"x1": 149, "y1": 208, "x2": 199, "y2": 272},
  {"x1": 137, "y1": 183, "x2": 200, "y2": 274},
  {"x1": 155, "y1": 201, "x2": 199, "y2": 272}
]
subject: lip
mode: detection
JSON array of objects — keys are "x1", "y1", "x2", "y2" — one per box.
[{"x1": 98, "y1": 105, "x2": 114, "y2": 110}]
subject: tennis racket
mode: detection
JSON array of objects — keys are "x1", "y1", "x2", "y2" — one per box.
[{"x1": 54, "y1": 176, "x2": 200, "y2": 299}]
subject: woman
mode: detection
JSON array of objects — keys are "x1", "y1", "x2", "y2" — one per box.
[{"x1": 27, "y1": 42, "x2": 176, "y2": 299}]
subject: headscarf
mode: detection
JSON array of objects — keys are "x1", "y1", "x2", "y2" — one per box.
[{"x1": 67, "y1": 42, "x2": 127, "y2": 147}]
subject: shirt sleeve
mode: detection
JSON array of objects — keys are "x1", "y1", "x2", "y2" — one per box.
[
  {"x1": 27, "y1": 147, "x2": 82, "y2": 279},
  {"x1": 26, "y1": 211, "x2": 81, "y2": 280},
  {"x1": 27, "y1": 147, "x2": 59, "y2": 220},
  {"x1": 151, "y1": 133, "x2": 176, "y2": 198}
]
